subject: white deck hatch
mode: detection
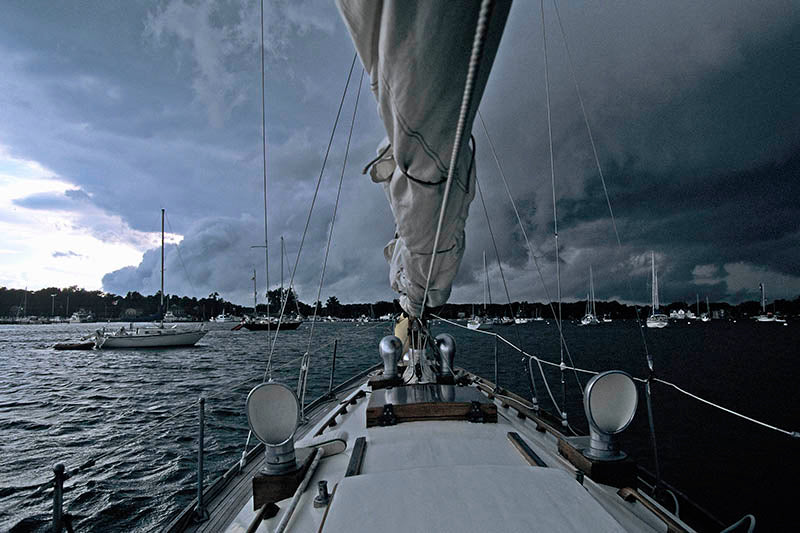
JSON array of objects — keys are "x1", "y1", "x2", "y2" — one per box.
[{"x1": 321, "y1": 464, "x2": 627, "y2": 532}]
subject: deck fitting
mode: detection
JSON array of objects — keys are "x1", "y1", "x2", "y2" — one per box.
[
  {"x1": 314, "y1": 480, "x2": 331, "y2": 508},
  {"x1": 377, "y1": 404, "x2": 397, "y2": 426},
  {"x1": 467, "y1": 401, "x2": 485, "y2": 423}
]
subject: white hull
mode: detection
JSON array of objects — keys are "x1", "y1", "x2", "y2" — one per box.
[
  {"x1": 174, "y1": 365, "x2": 697, "y2": 533},
  {"x1": 580, "y1": 314, "x2": 600, "y2": 326},
  {"x1": 646, "y1": 315, "x2": 668, "y2": 328},
  {"x1": 97, "y1": 328, "x2": 207, "y2": 348},
  {"x1": 755, "y1": 315, "x2": 785, "y2": 323}
]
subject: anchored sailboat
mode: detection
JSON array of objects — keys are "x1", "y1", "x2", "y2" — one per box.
[
  {"x1": 95, "y1": 210, "x2": 206, "y2": 348},
  {"x1": 467, "y1": 251, "x2": 491, "y2": 330},
  {"x1": 646, "y1": 252, "x2": 668, "y2": 329},
  {"x1": 580, "y1": 265, "x2": 600, "y2": 326},
  {"x1": 754, "y1": 283, "x2": 785, "y2": 323}
]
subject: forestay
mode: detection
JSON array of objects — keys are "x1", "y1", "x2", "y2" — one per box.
[{"x1": 337, "y1": 0, "x2": 512, "y2": 315}]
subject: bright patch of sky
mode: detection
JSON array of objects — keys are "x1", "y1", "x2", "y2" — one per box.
[{"x1": 0, "y1": 147, "x2": 179, "y2": 291}]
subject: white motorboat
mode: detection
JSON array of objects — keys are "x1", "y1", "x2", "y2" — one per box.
[
  {"x1": 68, "y1": 310, "x2": 94, "y2": 323},
  {"x1": 213, "y1": 312, "x2": 239, "y2": 323},
  {"x1": 466, "y1": 316, "x2": 485, "y2": 330}
]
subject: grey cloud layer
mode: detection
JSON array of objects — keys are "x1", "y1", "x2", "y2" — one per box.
[{"x1": 1, "y1": 1, "x2": 798, "y2": 305}]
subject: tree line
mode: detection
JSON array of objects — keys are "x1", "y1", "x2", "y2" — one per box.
[{"x1": 2, "y1": 286, "x2": 799, "y2": 321}]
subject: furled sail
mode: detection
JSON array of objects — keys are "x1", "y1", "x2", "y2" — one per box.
[{"x1": 337, "y1": 0, "x2": 511, "y2": 316}]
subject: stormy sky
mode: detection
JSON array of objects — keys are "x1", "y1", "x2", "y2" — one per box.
[{"x1": 1, "y1": 0, "x2": 798, "y2": 307}]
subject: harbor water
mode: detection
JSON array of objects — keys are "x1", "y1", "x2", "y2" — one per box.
[{"x1": 1, "y1": 319, "x2": 797, "y2": 531}]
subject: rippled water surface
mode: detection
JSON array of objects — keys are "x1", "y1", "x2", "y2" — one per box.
[{"x1": 1, "y1": 319, "x2": 798, "y2": 531}]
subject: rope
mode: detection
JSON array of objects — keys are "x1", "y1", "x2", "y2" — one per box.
[
  {"x1": 301, "y1": 69, "x2": 365, "y2": 410},
  {"x1": 419, "y1": 0, "x2": 496, "y2": 318},
  {"x1": 263, "y1": 52, "x2": 358, "y2": 381},
  {"x1": 653, "y1": 378, "x2": 800, "y2": 439},
  {"x1": 720, "y1": 514, "x2": 756, "y2": 533}
]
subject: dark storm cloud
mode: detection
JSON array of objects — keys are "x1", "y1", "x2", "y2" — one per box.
[
  {"x1": 2, "y1": 1, "x2": 799, "y2": 305},
  {"x1": 452, "y1": 0, "x2": 800, "y2": 305}
]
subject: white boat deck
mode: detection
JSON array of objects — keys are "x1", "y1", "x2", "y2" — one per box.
[{"x1": 223, "y1": 377, "x2": 690, "y2": 532}]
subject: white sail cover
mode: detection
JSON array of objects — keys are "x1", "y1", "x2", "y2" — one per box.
[{"x1": 337, "y1": 0, "x2": 511, "y2": 316}]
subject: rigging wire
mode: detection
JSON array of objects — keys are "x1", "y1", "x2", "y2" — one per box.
[
  {"x1": 263, "y1": 52, "x2": 358, "y2": 382},
  {"x1": 476, "y1": 113, "x2": 583, "y2": 397},
  {"x1": 300, "y1": 68, "x2": 365, "y2": 413},
  {"x1": 473, "y1": 170, "x2": 538, "y2": 404},
  {"x1": 540, "y1": 0, "x2": 569, "y2": 428},
  {"x1": 550, "y1": 0, "x2": 652, "y2": 356},
  {"x1": 432, "y1": 314, "x2": 800, "y2": 439},
  {"x1": 419, "y1": 0, "x2": 496, "y2": 318},
  {"x1": 550, "y1": 0, "x2": 661, "y2": 484}
]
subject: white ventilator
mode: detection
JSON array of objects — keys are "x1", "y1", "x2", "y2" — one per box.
[
  {"x1": 246, "y1": 382, "x2": 300, "y2": 474},
  {"x1": 583, "y1": 371, "x2": 638, "y2": 460}
]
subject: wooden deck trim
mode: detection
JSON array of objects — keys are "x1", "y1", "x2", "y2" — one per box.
[
  {"x1": 344, "y1": 437, "x2": 367, "y2": 477},
  {"x1": 468, "y1": 373, "x2": 566, "y2": 441},
  {"x1": 618, "y1": 487, "x2": 689, "y2": 533},
  {"x1": 507, "y1": 432, "x2": 547, "y2": 467},
  {"x1": 314, "y1": 389, "x2": 367, "y2": 437}
]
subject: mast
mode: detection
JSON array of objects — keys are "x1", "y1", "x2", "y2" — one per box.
[
  {"x1": 760, "y1": 283, "x2": 765, "y2": 313},
  {"x1": 651, "y1": 252, "x2": 659, "y2": 312},
  {"x1": 589, "y1": 264, "x2": 596, "y2": 316},
  {"x1": 281, "y1": 236, "x2": 285, "y2": 307},
  {"x1": 260, "y1": 0, "x2": 270, "y2": 323},
  {"x1": 252, "y1": 269, "x2": 258, "y2": 316},
  {"x1": 161, "y1": 208, "x2": 165, "y2": 321},
  {"x1": 482, "y1": 251, "x2": 488, "y2": 312},
  {"x1": 696, "y1": 294, "x2": 700, "y2": 315}
]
